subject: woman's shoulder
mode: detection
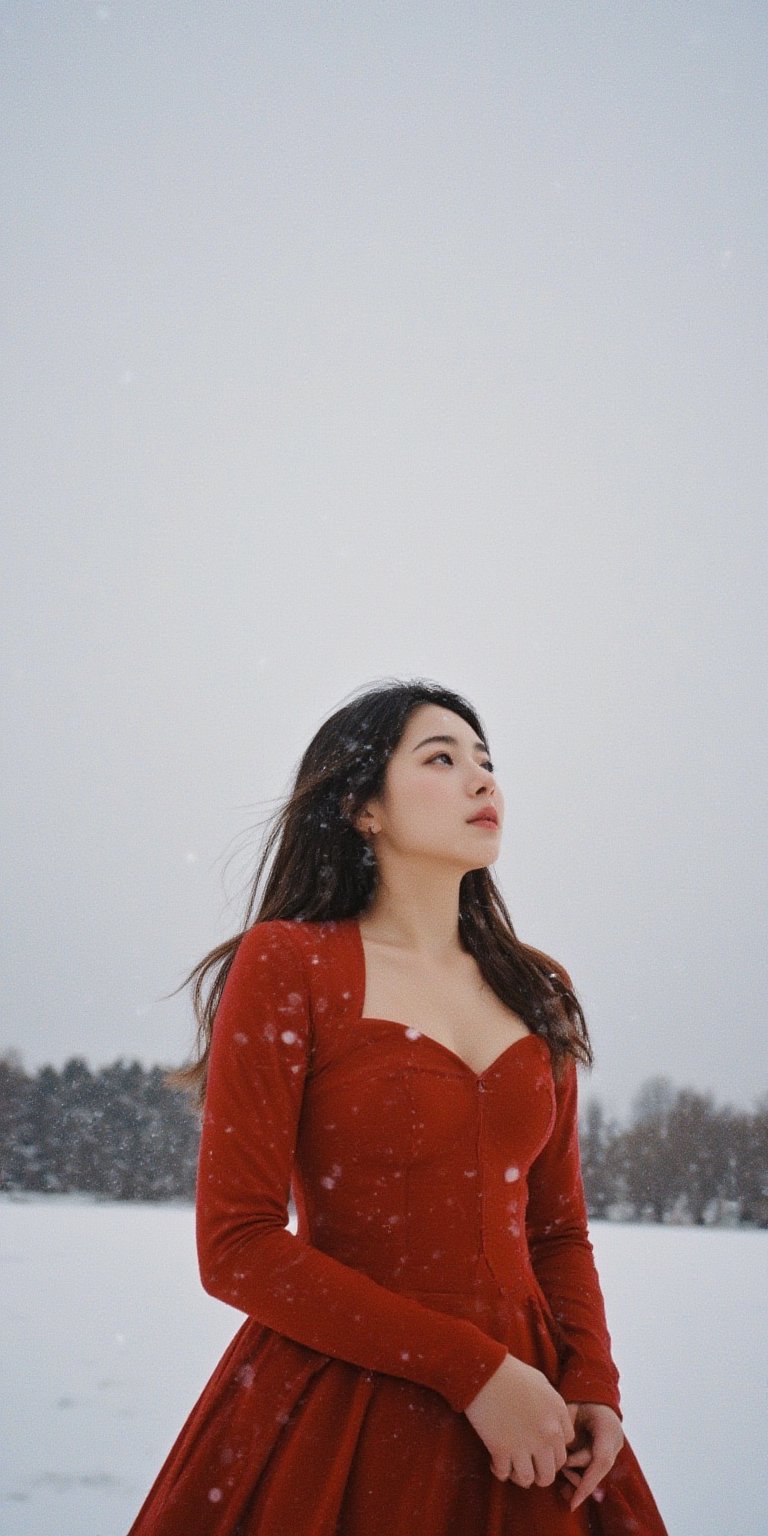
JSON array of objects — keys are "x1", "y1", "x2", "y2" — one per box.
[
  {"x1": 242, "y1": 916, "x2": 348, "y2": 943},
  {"x1": 238, "y1": 916, "x2": 352, "y2": 973}
]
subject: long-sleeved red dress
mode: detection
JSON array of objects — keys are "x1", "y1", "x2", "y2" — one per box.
[{"x1": 127, "y1": 916, "x2": 669, "y2": 1535}]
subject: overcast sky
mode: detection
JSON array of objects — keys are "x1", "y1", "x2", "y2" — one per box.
[{"x1": 2, "y1": 2, "x2": 765, "y2": 1122}]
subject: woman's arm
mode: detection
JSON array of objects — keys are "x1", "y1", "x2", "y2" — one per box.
[
  {"x1": 524, "y1": 1051, "x2": 623, "y2": 1418},
  {"x1": 195, "y1": 920, "x2": 508, "y2": 1414}
]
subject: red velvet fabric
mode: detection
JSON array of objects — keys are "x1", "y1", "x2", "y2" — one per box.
[{"x1": 127, "y1": 917, "x2": 669, "y2": 1534}]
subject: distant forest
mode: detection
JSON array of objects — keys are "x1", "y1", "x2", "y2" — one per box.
[{"x1": 1, "y1": 1053, "x2": 766, "y2": 1225}]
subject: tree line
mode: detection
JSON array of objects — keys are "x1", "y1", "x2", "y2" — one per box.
[
  {"x1": 579, "y1": 1075, "x2": 767, "y2": 1226},
  {"x1": 0, "y1": 1053, "x2": 766, "y2": 1224},
  {"x1": 0, "y1": 1053, "x2": 199, "y2": 1201}
]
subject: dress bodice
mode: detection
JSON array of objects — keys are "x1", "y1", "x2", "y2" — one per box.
[{"x1": 294, "y1": 1015, "x2": 556, "y2": 1297}]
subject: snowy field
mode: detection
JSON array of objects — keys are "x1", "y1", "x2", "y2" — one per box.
[{"x1": 0, "y1": 1195, "x2": 765, "y2": 1536}]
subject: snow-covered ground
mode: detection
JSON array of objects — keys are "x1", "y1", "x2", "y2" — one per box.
[{"x1": 0, "y1": 1195, "x2": 765, "y2": 1535}]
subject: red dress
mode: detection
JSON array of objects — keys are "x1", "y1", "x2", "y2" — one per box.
[{"x1": 127, "y1": 917, "x2": 669, "y2": 1535}]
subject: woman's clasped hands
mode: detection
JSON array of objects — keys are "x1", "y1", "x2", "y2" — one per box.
[
  {"x1": 558, "y1": 1401, "x2": 625, "y2": 1510},
  {"x1": 464, "y1": 1355, "x2": 624, "y2": 1511}
]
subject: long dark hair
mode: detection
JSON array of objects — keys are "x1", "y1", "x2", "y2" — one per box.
[{"x1": 168, "y1": 677, "x2": 593, "y2": 1106}]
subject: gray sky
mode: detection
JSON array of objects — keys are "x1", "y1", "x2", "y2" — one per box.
[{"x1": 2, "y1": 2, "x2": 766, "y2": 1122}]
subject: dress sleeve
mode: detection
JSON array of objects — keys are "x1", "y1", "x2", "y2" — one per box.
[
  {"x1": 195, "y1": 921, "x2": 508, "y2": 1415},
  {"x1": 525, "y1": 1051, "x2": 623, "y2": 1418}
]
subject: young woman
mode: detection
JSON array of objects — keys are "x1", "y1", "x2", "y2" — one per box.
[{"x1": 127, "y1": 679, "x2": 669, "y2": 1535}]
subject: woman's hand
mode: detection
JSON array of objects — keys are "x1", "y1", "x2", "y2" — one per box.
[
  {"x1": 556, "y1": 1402, "x2": 625, "y2": 1510},
  {"x1": 464, "y1": 1354, "x2": 575, "y2": 1488}
]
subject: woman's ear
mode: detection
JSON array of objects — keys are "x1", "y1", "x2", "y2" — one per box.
[
  {"x1": 347, "y1": 799, "x2": 379, "y2": 838},
  {"x1": 339, "y1": 792, "x2": 377, "y2": 837}
]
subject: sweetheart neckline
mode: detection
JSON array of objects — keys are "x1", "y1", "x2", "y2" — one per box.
[
  {"x1": 348, "y1": 917, "x2": 545, "y2": 1083},
  {"x1": 357, "y1": 1016, "x2": 545, "y2": 1081}
]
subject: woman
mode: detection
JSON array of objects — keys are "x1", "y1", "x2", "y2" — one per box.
[{"x1": 128, "y1": 678, "x2": 669, "y2": 1535}]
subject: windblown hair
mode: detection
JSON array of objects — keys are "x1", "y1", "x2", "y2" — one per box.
[{"x1": 168, "y1": 677, "x2": 593, "y2": 1108}]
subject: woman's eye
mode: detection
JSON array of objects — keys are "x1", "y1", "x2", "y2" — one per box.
[{"x1": 427, "y1": 752, "x2": 495, "y2": 773}]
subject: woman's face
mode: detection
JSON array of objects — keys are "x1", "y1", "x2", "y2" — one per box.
[{"x1": 360, "y1": 702, "x2": 504, "y2": 871}]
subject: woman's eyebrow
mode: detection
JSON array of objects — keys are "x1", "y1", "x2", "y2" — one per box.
[{"x1": 411, "y1": 735, "x2": 489, "y2": 754}]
